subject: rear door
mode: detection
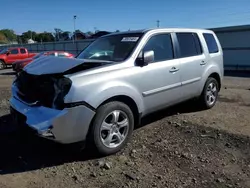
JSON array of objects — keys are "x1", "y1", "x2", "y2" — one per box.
[{"x1": 175, "y1": 32, "x2": 206, "y2": 99}]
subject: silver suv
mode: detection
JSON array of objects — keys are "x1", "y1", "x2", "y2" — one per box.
[{"x1": 10, "y1": 28, "x2": 223, "y2": 155}]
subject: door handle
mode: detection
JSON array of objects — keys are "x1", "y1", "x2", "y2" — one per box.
[
  {"x1": 200, "y1": 60, "x2": 206, "y2": 65},
  {"x1": 169, "y1": 67, "x2": 179, "y2": 73}
]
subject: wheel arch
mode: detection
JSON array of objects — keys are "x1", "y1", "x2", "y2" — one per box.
[
  {"x1": 208, "y1": 72, "x2": 221, "y2": 91},
  {"x1": 0, "y1": 59, "x2": 5, "y2": 63},
  {"x1": 98, "y1": 95, "x2": 141, "y2": 127},
  {"x1": 201, "y1": 64, "x2": 222, "y2": 93}
]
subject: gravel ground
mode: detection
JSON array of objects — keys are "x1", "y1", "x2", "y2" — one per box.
[{"x1": 0, "y1": 74, "x2": 249, "y2": 188}]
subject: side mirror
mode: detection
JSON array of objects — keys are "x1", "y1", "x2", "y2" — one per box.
[
  {"x1": 136, "y1": 50, "x2": 154, "y2": 67},
  {"x1": 6, "y1": 51, "x2": 10, "y2": 55}
]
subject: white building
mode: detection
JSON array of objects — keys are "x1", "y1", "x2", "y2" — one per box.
[
  {"x1": 27, "y1": 39, "x2": 36, "y2": 44},
  {"x1": 210, "y1": 25, "x2": 250, "y2": 71}
]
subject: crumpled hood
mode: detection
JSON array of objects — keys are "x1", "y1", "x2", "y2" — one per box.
[{"x1": 24, "y1": 56, "x2": 85, "y2": 75}]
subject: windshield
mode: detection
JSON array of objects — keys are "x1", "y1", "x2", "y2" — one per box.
[
  {"x1": 76, "y1": 33, "x2": 143, "y2": 62},
  {"x1": 0, "y1": 48, "x2": 8, "y2": 54},
  {"x1": 33, "y1": 52, "x2": 45, "y2": 59}
]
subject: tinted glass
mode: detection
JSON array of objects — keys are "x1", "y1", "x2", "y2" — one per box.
[
  {"x1": 77, "y1": 33, "x2": 143, "y2": 62},
  {"x1": 20, "y1": 49, "x2": 26, "y2": 54},
  {"x1": 0, "y1": 48, "x2": 8, "y2": 54},
  {"x1": 176, "y1": 33, "x2": 201, "y2": 58},
  {"x1": 10, "y1": 49, "x2": 19, "y2": 54},
  {"x1": 203, "y1": 33, "x2": 219, "y2": 53},
  {"x1": 143, "y1": 34, "x2": 174, "y2": 62},
  {"x1": 33, "y1": 52, "x2": 45, "y2": 59}
]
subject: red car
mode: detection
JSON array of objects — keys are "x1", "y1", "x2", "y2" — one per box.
[
  {"x1": 12, "y1": 51, "x2": 74, "y2": 72},
  {"x1": 0, "y1": 47, "x2": 37, "y2": 69}
]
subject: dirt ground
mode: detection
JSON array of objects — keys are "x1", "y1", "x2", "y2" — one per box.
[{"x1": 0, "y1": 72, "x2": 249, "y2": 188}]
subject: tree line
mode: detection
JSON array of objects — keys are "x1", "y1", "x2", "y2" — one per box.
[{"x1": 0, "y1": 28, "x2": 110, "y2": 44}]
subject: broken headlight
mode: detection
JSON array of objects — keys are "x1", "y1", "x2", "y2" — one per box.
[{"x1": 52, "y1": 77, "x2": 72, "y2": 110}]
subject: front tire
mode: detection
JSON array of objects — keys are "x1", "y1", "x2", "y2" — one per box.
[
  {"x1": 88, "y1": 101, "x2": 134, "y2": 156},
  {"x1": 199, "y1": 77, "x2": 219, "y2": 109},
  {"x1": 0, "y1": 60, "x2": 6, "y2": 70}
]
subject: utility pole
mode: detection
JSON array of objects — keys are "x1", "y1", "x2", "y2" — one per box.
[
  {"x1": 73, "y1": 15, "x2": 77, "y2": 43},
  {"x1": 157, "y1": 20, "x2": 160, "y2": 28}
]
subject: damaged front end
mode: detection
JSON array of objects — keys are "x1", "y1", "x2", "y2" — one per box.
[
  {"x1": 10, "y1": 71, "x2": 95, "y2": 143},
  {"x1": 14, "y1": 71, "x2": 71, "y2": 110}
]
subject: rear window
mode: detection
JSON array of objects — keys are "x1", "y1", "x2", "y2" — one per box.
[
  {"x1": 203, "y1": 33, "x2": 219, "y2": 53},
  {"x1": 176, "y1": 33, "x2": 202, "y2": 58}
]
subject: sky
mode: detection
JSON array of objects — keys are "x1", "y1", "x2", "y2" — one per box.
[{"x1": 2, "y1": 0, "x2": 250, "y2": 34}]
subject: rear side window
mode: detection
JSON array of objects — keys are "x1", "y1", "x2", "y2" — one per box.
[
  {"x1": 203, "y1": 33, "x2": 219, "y2": 53},
  {"x1": 176, "y1": 33, "x2": 202, "y2": 58},
  {"x1": 143, "y1": 33, "x2": 174, "y2": 62},
  {"x1": 20, "y1": 49, "x2": 26, "y2": 54}
]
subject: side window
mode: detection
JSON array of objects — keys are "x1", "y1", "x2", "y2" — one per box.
[
  {"x1": 176, "y1": 33, "x2": 202, "y2": 58},
  {"x1": 20, "y1": 48, "x2": 26, "y2": 54},
  {"x1": 143, "y1": 34, "x2": 174, "y2": 62},
  {"x1": 10, "y1": 49, "x2": 19, "y2": 55},
  {"x1": 203, "y1": 33, "x2": 219, "y2": 53}
]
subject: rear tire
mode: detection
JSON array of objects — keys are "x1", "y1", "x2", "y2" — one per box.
[
  {"x1": 0, "y1": 60, "x2": 6, "y2": 70},
  {"x1": 199, "y1": 77, "x2": 219, "y2": 109},
  {"x1": 88, "y1": 101, "x2": 134, "y2": 156}
]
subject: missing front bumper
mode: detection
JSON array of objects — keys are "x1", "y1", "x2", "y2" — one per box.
[{"x1": 10, "y1": 96, "x2": 96, "y2": 144}]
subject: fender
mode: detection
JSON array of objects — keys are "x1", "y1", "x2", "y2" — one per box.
[{"x1": 84, "y1": 80, "x2": 144, "y2": 113}]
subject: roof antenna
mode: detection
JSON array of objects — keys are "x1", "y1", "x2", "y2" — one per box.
[{"x1": 157, "y1": 20, "x2": 160, "y2": 28}]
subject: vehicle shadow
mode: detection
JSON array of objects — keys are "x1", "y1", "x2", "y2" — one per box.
[
  {"x1": 0, "y1": 100, "x2": 203, "y2": 175},
  {"x1": 0, "y1": 114, "x2": 99, "y2": 175},
  {"x1": 0, "y1": 72, "x2": 16, "y2": 76},
  {"x1": 139, "y1": 99, "x2": 203, "y2": 128}
]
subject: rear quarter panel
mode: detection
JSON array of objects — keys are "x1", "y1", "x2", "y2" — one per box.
[{"x1": 197, "y1": 30, "x2": 224, "y2": 94}]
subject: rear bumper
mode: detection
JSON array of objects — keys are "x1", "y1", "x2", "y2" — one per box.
[{"x1": 10, "y1": 91, "x2": 96, "y2": 144}]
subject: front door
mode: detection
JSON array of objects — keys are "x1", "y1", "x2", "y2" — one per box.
[
  {"x1": 133, "y1": 33, "x2": 182, "y2": 114},
  {"x1": 6, "y1": 48, "x2": 20, "y2": 64}
]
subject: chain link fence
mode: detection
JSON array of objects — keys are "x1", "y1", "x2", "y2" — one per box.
[{"x1": 1, "y1": 39, "x2": 95, "y2": 56}]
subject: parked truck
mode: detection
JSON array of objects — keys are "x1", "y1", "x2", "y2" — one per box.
[{"x1": 0, "y1": 47, "x2": 37, "y2": 69}]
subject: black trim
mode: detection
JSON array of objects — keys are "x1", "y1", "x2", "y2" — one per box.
[
  {"x1": 223, "y1": 47, "x2": 250, "y2": 51},
  {"x1": 171, "y1": 33, "x2": 180, "y2": 59},
  {"x1": 138, "y1": 112, "x2": 142, "y2": 126},
  {"x1": 64, "y1": 101, "x2": 96, "y2": 111},
  {"x1": 171, "y1": 33, "x2": 181, "y2": 58},
  {"x1": 214, "y1": 28, "x2": 250, "y2": 34}
]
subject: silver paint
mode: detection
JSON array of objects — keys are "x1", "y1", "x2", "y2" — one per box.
[{"x1": 10, "y1": 28, "x2": 223, "y2": 144}]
